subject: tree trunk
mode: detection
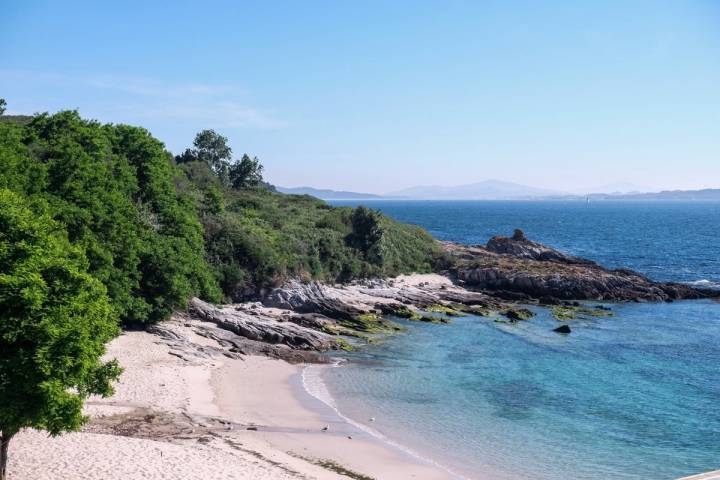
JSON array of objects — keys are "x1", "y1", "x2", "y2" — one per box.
[{"x1": 0, "y1": 432, "x2": 13, "y2": 480}]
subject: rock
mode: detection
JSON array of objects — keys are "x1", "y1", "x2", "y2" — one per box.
[
  {"x1": 539, "y1": 296, "x2": 562, "y2": 305},
  {"x1": 553, "y1": 325, "x2": 571, "y2": 334},
  {"x1": 189, "y1": 298, "x2": 339, "y2": 351},
  {"x1": 485, "y1": 230, "x2": 594, "y2": 265},
  {"x1": 445, "y1": 237, "x2": 718, "y2": 303},
  {"x1": 503, "y1": 308, "x2": 534, "y2": 321}
]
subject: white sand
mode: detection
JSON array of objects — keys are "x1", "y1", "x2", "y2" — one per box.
[{"x1": 8, "y1": 323, "x2": 459, "y2": 480}]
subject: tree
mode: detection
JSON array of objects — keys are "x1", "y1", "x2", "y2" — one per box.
[
  {"x1": 4, "y1": 112, "x2": 221, "y2": 325},
  {"x1": 229, "y1": 154, "x2": 264, "y2": 189},
  {"x1": 0, "y1": 98, "x2": 6, "y2": 115},
  {"x1": 0, "y1": 189, "x2": 121, "y2": 479},
  {"x1": 192, "y1": 130, "x2": 232, "y2": 182},
  {"x1": 348, "y1": 206, "x2": 383, "y2": 263}
]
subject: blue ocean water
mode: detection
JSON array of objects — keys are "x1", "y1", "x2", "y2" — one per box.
[{"x1": 321, "y1": 201, "x2": 720, "y2": 480}]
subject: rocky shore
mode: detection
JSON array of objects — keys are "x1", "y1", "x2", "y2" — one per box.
[
  {"x1": 147, "y1": 230, "x2": 718, "y2": 364},
  {"x1": 448, "y1": 229, "x2": 718, "y2": 303}
]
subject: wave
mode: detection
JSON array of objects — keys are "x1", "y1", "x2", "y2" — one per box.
[
  {"x1": 685, "y1": 279, "x2": 720, "y2": 290},
  {"x1": 301, "y1": 364, "x2": 472, "y2": 480}
]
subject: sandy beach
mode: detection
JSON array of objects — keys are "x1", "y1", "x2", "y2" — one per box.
[{"x1": 8, "y1": 320, "x2": 457, "y2": 480}]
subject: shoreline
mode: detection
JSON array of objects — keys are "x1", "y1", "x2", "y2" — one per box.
[
  {"x1": 9, "y1": 327, "x2": 463, "y2": 479},
  {"x1": 298, "y1": 363, "x2": 474, "y2": 480},
  {"x1": 211, "y1": 352, "x2": 460, "y2": 480}
]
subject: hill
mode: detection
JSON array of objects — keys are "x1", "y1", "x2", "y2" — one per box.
[
  {"x1": 587, "y1": 189, "x2": 720, "y2": 201},
  {"x1": 276, "y1": 186, "x2": 388, "y2": 199},
  {"x1": 387, "y1": 179, "x2": 561, "y2": 199}
]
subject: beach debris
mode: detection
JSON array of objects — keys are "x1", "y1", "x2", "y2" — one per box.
[
  {"x1": 369, "y1": 417, "x2": 375, "y2": 422},
  {"x1": 246, "y1": 426, "x2": 258, "y2": 431},
  {"x1": 321, "y1": 425, "x2": 329, "y2": 431}
]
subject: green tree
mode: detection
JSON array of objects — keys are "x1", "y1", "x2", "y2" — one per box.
[
  {"x1": 348, "y1": 206, "x2": 383, "y2": 259},
  {"x1": 192, "y1": 130, "x2": 232, "y2": 182},
  {"x1": 0, "y1": 98, "x2": 6, "y2": 115},
  {"x1": 1, "y1": 111, "x2": 220, "y2": 324},
  {"x1": 0, "y1": 189, "x2": 121, "y2": 479},
  {"x1": 229, "y1": 154, "x2": 264, "y2": 189}
]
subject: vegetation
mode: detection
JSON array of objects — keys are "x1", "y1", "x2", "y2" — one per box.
[
  {"x1": 176, "y1": 131, "x2": 448, "y2": 299},
  {"x1": 0, "y1": 111, "x2": 220, "y2": 325},
  {"x1": 1, "y1": 109, "x2": 448, "y2": 323},
  {"x1": 229, "y1": 154, "x2": 264, "y2": 189},
  {"x1": 0, "y1": 189, "x2": 121, "y2": 479},
  {"x1": 0, "y1": 98, "x2": 5, "y2": 115}
]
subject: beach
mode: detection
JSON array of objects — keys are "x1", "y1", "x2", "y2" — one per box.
[{"x1": 9, "y1": 325, "x2": 456, "y2": 480}]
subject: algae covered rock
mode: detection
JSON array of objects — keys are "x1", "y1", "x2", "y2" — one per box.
[{"x1": 502, "y1": 308, "x2": 535, "y2": 322}]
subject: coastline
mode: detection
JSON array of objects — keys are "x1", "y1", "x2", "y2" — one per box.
[
  {"x1": 9, "y1": 328, "x2": 460, "y2": 480},
  {"x1": 299, "y1": 364, "x2": 477, "y2": 480},
  {"x1": 212, "y1": 353, "x2": 460, "y2": 480}
]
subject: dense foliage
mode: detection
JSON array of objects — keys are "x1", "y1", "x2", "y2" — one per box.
[
  {"x1": 0, "y1": 110, "x2": 447, "y2": 322},
  {"x1": 0, "y1": 189, "x2": 121, "y2": 477},
  {"x1": 0, "y1": 111, "x2": 219, "y2": 324},
  {"x1": 180, "y1": 161, "x2": 447, "y2": 299}
]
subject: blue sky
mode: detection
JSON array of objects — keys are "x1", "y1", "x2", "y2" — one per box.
[{"x1": 2, "y1": 0, "x2": 720, "y2": 193}]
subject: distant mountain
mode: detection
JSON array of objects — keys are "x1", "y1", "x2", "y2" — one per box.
[
  {"x1": 386, "y1": 180, "x2": 562, "y2": 200},
  {"x1": 276, "y1": 186, "x2": 388, "y2": 200},
  {"x1": 587, "y1": 188, "x2": 720, "y2": 201}
]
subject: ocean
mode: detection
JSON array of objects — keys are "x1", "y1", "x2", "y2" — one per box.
[{"x1": 312, "y1": 200, "x2": 720, "y2": 480}]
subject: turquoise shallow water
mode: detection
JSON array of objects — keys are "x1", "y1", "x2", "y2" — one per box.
[{"x1": 320, "y1": 201, "x2": 720, "y2": 479}]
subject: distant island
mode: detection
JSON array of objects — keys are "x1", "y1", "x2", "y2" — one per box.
[
  {"x1": 583, "y1": 188, "x2": 720, "y2": 201},
  {"x1": 275, "y1": 186, "x2": 398, "y2": 200},
  {"x1": 279, "y1": 180, "x2": 720, "y2": 201},
  {"x1": 385, "y1": 179, "x2": 561, "y2": 200}
]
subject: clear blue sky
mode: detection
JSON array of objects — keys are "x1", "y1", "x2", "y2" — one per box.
[{"x1": 2, "y1": 0, "x2": 719, "y2": 193}]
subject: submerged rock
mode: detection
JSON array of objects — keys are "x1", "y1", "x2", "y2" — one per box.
[
  {"x1": 553, "y1": 325, "x2": 572, "y2": 334},
  {"x1": 503, "y1": 308, "x2": 535, "y2": 322}
]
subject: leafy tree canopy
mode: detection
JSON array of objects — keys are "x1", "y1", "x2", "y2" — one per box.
[
  {"x1": 0, "y1": 111, "x2": 220, "y2": 324},
  {"x1": 229, "y1": 154, "x2": 264, "y2": 189},
  {"x1": 0, "y1": 189, "x2": 122, "y2": 477},
  {"x1": 176, "y1": 129, "x2": 233, "y2": 182}
]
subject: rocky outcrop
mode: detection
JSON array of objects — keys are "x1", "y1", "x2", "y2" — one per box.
[
  {"x1": 485, "y1": 229, "x2": 594, "y2": 265},
  {"x1": 263, "y1": 278, "x2": 499, "y2": 317},
  {"x1": 188, "y1": 298, "x2": 340, "y2": 351},
  {"x1": 446, "y1": 233, "x2": 718, "y2": 302},
  {"x1": 149, "y1": 276, "x2": 498, "y2": 364}
]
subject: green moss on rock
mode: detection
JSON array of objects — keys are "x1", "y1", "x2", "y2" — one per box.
[
  {"x1": 502, "y1": 308, "x2": 535, "y2": 321},
  {"x1": 339, "y1": 313, "x2": 405, "y2": 333},
  {"x1": 552, "y1": 305, "x2": 614, "y2": 321},
  {"x1": 426, "y1": 304, "x2": 465, "y2": 316}
]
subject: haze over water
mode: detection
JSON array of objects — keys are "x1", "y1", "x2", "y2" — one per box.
[{"x1": 320, "y1": 200, "x2": 720, "y2": 480}]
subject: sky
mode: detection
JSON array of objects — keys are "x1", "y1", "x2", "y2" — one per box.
[{"x1": 2, "y1": 0, "x2": 720, "y2": 194}]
